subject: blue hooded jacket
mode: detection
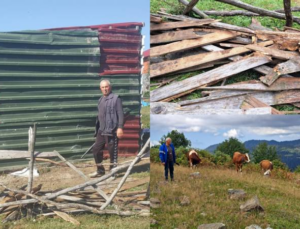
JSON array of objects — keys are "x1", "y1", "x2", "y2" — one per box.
[{"x1": 159, "y1": 143, "x2": 176, "y2": 163}]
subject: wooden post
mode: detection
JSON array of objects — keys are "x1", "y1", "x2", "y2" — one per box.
[
  {"x1": 284, "y1": 0, "x2": 293, "y2": 27},
  {"x1": 183, "y1": 0, "x2": 200, "y2": 15},
  {"x1": 27, "y1": 123, "x2": 37, "y2": 193}
]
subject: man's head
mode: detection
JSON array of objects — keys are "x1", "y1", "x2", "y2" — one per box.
[
  {"x1": 100, "y1": 79, "x2": 111, "y2": 96},
  {"x1": 166, "y1": 137, "x2": 172, "y2": 146}
]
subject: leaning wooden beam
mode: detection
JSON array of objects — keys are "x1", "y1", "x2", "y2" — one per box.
[
  {"x1": 0, "y1": 150, "x2": 58, "y2": 160},
  {"x1": 215, "y1": 0, "x2": 300, "y2": 25},
  {"x1": 151, "y1": 30, "x2": 238, "y2": 57},
  {"x1": 150, "y1": 40, "x2": 272, "y2": 78},
  {"x1": 246, "y1": 44, "x2": 299, "y2": 60},
  {"x1": 150, "y1": 53, "x2": 271, "y2": 101},
  {"x1": 260, "y1": 56, "x2": 300, "y2": 86},
  {"x1": 150, "y1": 29, "x2": 206, "y2": 44},
  {"x1": 100, "y1": 138, "x2": 150, "y2": 210},
  {"x1": 183, "y1": 0, "x2": 200, "y2": 15},
  {"x1": 150, "y1": 102, "x2": 277, "y2": 115},
  {"x1": 204, "y1": 78, "x2": 300, "y2": 91},
  {"x1": 0, "y1": 154, "x2": 145, "y2": 208},
  {"x1": 150, "y1": 19, "x2": 216, "y2": 31},
  {"x1": 179, "y1": 0, "x2": 209, "y2": 18}
]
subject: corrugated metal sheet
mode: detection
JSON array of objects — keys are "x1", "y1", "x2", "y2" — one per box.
[{"x1": 0, "y1": 23, "x2": 144, "y2": 171}]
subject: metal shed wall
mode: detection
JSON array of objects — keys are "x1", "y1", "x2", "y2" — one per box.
[{"x1": 0, "y1": 24, "x2": 144, "y2": 171}]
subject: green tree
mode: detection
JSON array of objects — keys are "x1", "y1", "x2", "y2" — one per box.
[
  {"x1": 272, "y1": 159, "x2": 289, "y2": 171},
  {"x1": 213, "y1": 150, "x2": 232, "y2": 166},
  {"x1": 215, "y1": 137, "x2": 248, "y2": 158},
  {"x1": 252, "y1": 142, "x2": 278, "y2": 164},
  {"x1": 159, "y1": 130, "x2": 191, "y2": 148}
]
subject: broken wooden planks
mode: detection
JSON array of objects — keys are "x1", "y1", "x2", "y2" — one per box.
[
  {"x1": 260, "y1": 56, "x2": 300, "y2": 86},
  {"x1": 240, "y1": 95, "x2": 282, "y2": 114},
  {"x1": 150, "y1": 53, "x2": 271, "y2": 102},
  {"x1": 150, "y1": 29, "x2": 205, "y2": 44},
  {"x1": 150, "y1": 19, "x2": 216, "y2": 31},
  {"x1": 151, "y1": 30, "x2": 238, "y2": 57},
  {"x1": 150, "y1": 41, "x2": 272, "y2": 78}
]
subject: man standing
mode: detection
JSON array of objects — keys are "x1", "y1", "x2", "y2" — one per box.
[
  {"x1": 89, "y1": 79, "x2": 124, "y2": 178},
  {"x1": 159, "y1": 138, "x2": 176, "y2": 181}
]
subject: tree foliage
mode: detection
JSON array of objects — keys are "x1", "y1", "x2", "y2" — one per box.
[
  {"x1": 215, "y1": 138, "x2": 248, "y2": 158},
  {"x1": 252, "y1": 142, "x2": 278, "y2": 164},
  {"x1": 159, "y1": 130, "x2": 191, "y2": 148}
]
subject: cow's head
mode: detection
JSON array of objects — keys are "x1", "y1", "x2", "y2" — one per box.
[{"x1": 245, "y1": 153, "x2": 250, "y2": 163}]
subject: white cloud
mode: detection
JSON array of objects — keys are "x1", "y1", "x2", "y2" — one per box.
[
  {"x1": 150, "y1": 140, "x2": 160, "y2": 147},
  {"x1": 223, "y1": 129, "x2": 239, "y2": 138},
  {"x1": 249, "y1": 127, "x2": 288, "y2": 135}
]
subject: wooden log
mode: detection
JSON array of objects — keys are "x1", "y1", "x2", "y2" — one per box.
[
  {"x1": 183, "y1": 0, "x2": 200, "y2": 15},
  {"x1": 151, "y1": 30, "x2": 238, "y2": 57},
  {"x1": 260, "y1": 56, "x2": 300, "y2": 86},
  {"x1": 215, "y1": 0, "x2": 300, "y2": 25},
  {"x1": 150, "y1": 53, "x2": 271, "y2": 101},
  {"x1": 200, "y1": 7, "x2": 300, "y2": 16},
  {"x1": 204, "y1": 78, "x2": 300, "y2": 91},
  {"x1": 151, "y1": 40, "x2": 272, "y2": 78},
  {"x1": 284, "y1": 0, "x2": 293, "y2": 27},
  {"x1": 179, "y1": 0, "x2": 209, "y2": 18},
  {"x1": 151, "y1": 15, "x2": 163, "y2": 23},
  {"x1": 155, "y1": 12, "x2": 255, "y2": 34},
  {"x1": 100, "y1": 138, "x2": 150, "y2": 210},
  {"x1": 0, "y1": 149, "x2": 148, "y2": 209},
  {"x1": 150, "y1": 19, "x2": 216, "y2": 31},
  {"x1": 150, "y1": 29, "x2": 205, "y2": 44},
  {"x1": 246, "y1": 44, "x2": 299, "y2": 60}
]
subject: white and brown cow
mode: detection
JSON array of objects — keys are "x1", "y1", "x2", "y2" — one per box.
[
  {"x1": 233, "y1": 152, "x2": 250, "y2": 173},
  {"x1": 188, "y1": 150, "x2": 201, "y2": 169},
  {"x1": 260, "y1": 160, "x2": 273, "y2": 176}
]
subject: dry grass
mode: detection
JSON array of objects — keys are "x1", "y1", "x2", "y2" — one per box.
[{"x1": 150, "y1": 163, "x2": 300, "y2": 229}]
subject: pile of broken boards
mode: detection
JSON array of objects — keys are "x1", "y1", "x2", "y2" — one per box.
[
  {"x1": 0, "y1": 179, "x2": 149, "y2": 225},
  {"x1": 150, "y1": 12, "x2": 300, "y2": 115}
]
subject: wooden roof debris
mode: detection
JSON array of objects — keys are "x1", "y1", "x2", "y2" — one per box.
[{"x1": 150, "y1": 12, "x2": 300, "y2": 115}]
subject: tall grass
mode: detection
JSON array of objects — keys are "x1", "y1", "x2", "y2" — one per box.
[{"x1": 150, "y1": 163, "x2": 300, "y2": 229}]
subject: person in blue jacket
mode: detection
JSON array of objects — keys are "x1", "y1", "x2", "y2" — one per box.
[{"x1": 159, "y1": 137, "x2": 176, "y2": 181}]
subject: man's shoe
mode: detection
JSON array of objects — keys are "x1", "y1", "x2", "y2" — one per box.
[{"x1": 89, "y1": 171, "x2": 105, "y2": 178}]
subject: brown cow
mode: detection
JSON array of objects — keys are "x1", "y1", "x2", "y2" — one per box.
[
  {"x1": 188, "y1": 150, "x2": 201, "y2": 169},
  {"x1": 260, "y1": 160, "x2": 273, "y2": 176},
  {"x1": 233, "y1": 152, "x2": 250, "y2": 173}
]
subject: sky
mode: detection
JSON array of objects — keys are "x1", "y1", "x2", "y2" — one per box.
[
  {"x1": 0, "y1": 0, "x2": 150, "y2": 49},
  {"x1": 151, "y1": 115, "x2": 300, "y2": 149}
]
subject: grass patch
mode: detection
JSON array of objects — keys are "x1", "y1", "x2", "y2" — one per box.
[
  {"x1": 151, "y1": 163, "x2": 300, "y2": 229},
  {"x1": 141, "y1": 106, "x2": 150, "y2": 128}
]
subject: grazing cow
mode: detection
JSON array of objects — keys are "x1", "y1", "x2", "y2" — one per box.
[
  {"x1": 233, "y1": 152, "x2": 250, "y2": 173},
  {"x1": 188, "y1": 150, "x2": 201, "y2": 169},
  {"x1": 260, "y1": 160, "x2": 273, "y2": 176}
]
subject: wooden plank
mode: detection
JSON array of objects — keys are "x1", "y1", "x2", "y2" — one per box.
[
  {"x1": 150, "y1": 19, "x2": 216, "y2": 31},
  {"x1": 240, "y1": 95, "x2": 282, "y2": 114},
  {"x1": 151, "y1": 30, "x2": 238, "y2": 57},
  {"x1": 246, "y1": 44, "x2": 299, "y2": 60},
  {"x1": 0, "y1": 150, "x2": 58, "y2": 160},
  {"x1": 204, "y1": 78, "x2": 300, "y2": 91},
  {"x1": 219, "y1": 43, "x2": 244, "y2": 48},
  {"x1": 150, "y1": 40, "x2": 272, "y2": 78},
  {"x1": 150, "y1": 54, "x2": 271, "y2": 102},
  {"x1": 260, "y1": 56, "x2": 300, "y2": 86},
  {"x1": 150, "y1": 102, "x2": 275, "y2": 115},
  {"x1": 150, "y1": 29, "x2": 205, "y2": 44},
  {"x1": 150, "y1": 15, "x2": 163, "y2": 23}
]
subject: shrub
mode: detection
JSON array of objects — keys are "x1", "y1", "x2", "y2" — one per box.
[
  {"x1": 150, "y1": 147, "x2": 160, "y2": 163},
  {"x1": 294, "y1": 165, "x2": 300, "y2": 174},
  {"x1": 213, "y1": 150, "x2": 232, "y2": 166}
]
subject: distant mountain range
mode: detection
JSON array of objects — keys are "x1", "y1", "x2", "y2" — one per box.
[{"x1": 205, "y1": 139, "x2": 300, "y2": 170}]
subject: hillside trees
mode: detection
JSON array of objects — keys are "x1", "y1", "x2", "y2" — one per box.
[
  {"x1": 215, "y1": 137, "x2": 249, "y2": 158},
  {"x1": 252, "y1": 142, "x2": 278, "y2": 164}
]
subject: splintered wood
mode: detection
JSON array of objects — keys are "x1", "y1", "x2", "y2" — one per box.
[{"x1": 150, "y1": 12, "x2": 300, "y2": 115}]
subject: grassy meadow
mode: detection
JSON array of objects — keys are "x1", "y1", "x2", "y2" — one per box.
[{"x1": 150, "y1": 163, "x2": 300, "y2": 229}]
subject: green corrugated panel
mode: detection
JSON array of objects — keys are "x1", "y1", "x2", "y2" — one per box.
[{"x1": 0, "y1": 29, "x2": 142, "y2": 171}]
